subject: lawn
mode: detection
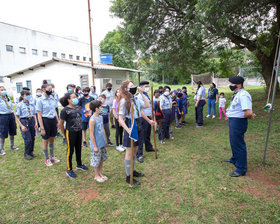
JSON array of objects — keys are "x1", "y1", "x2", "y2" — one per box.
[{"x1": 0, "y1": 86, "x2": 280, "y2": 223}]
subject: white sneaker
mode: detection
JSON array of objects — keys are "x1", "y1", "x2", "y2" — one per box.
[
  {"x1": 212, "y1": 115, "x2": 215, "y2": 119},
  {"x1": 116, "y1": 146, "x2": 123, "y2": 152},
  {"x1": 206, "y1": 114, "x2": 210, "y2": 118},
  {"x1": 0, "y1": 149, "x2": 6, "y2": 156},
  {"x1": 120, "y1": 145, "x2": 126, "y2": 151}
]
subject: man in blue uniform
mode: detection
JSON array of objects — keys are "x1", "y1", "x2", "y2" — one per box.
[{"x1": 225, "y1": 76, "x2": 256, "y2": 177}]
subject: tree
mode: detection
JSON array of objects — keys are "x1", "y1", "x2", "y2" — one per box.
[
  {"x1": 111, "y1": 0, "x2": 280, "y2": 92},
  {"x1": 100, "y1": 29, "x2": 137, "y2": 68}
]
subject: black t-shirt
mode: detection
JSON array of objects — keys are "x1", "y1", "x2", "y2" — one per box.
[{"x1": 60, "y1": 106, "x2": 82, "y2": 132}]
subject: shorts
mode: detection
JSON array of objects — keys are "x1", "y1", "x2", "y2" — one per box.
[
  {"x1": 90, "y1": 147, "x2": 108, "y2": 167},
  {"x1": 81, "y1": 121, "x2": 89, "y2": 130},
  {"x1": 0, "y1": 113, "x2": 17, "y2": 138},
  {"x1": 42, "y1": 117, "x2": 57, "y2": 140},
  {"x1": 122, "y1": 119, "x2": 139, "y2": 148}
]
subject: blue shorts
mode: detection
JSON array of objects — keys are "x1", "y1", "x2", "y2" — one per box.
[
  {"x1": 123, "y1": 119, "x2": 139, "y2": 148},
  {"x1": 42, "y1": 117, "x2": 57, "y2": 140},
  {"x1": 0, "y1": 113, "x2": 17, "y2": 138},
  {"x1": 81, "y1": 121, "x2": 89, "y2": 130}
]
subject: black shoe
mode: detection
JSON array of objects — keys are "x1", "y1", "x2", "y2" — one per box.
[
  {"x1": 31, "y1": 153, "x2": 37, "y2": 158},
  {"x1": 229, "y1": 171, "x2": 245, "y2": 177},
  {"x1": 133, "y1": 170, "x2": 144, "y2": 177},
  {"x1": 146, "y1": 148, "x2": 155, "y2": 152},
  {"x1": 111, "y1": 125, "x2": 116, "y2": 129},
  {"x1": 24, "y1": 154, "x2": 33, "y2": 160},
  {"x1": 137, "y1": 156, "x2": 144, "y2": 163},
  {"x1": 83, "y1": 141, "x2": 88, "y2": 147},
  {"x1": 224, "y1": 159, "x2": 231, "y2": 163},
  {"x1": 126, "y1": 176, "x2": 141, "y2": 185}
]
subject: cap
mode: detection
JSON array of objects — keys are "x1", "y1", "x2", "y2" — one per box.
[
  {"x1": 139, "y1": 80, "x2": 149, "y2": 86},
  {"x1": 229, "y1": 76, "x2": 244, "y2": 84}
]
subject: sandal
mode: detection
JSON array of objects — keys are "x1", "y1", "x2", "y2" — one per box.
[
  {"x1": 94, "y1": 177, "x2": 105, "y2": 183},
  {"x1": 101, "y1": 175, "x2": 108, "y2": 181}
]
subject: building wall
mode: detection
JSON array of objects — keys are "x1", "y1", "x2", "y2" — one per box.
[
  {"x1": 0, "y1": 22, "x2": 101, "y2": 78},
  {"x1": 9, "y1": 62, "x2": 129, "y2": 101}
]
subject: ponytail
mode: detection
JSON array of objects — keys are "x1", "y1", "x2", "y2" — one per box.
[{"x1": 59, "y1": 93, "x2": 72, "y2": 107}]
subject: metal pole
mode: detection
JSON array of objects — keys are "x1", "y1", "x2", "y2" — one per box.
[
  {"x1": 88, "y1": 0, "x2": 95, "y2": 85},
  {"x1": 263, "y1": 35, "x2": 280, "y2": 164}
]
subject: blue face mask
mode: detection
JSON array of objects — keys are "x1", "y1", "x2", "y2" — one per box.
[
  {"x1": 1, "y1": 91, "x2": 7, "y2": 96},
  {"x1": 72, "y1": 98, "x2": 79, "y2": 105},
  {"x1": 91, "y1": 90, "x2": 94, "y2": 93},
  {"x1": 68, "y1": 89, "x2": 73, "y2": 93},
  {"x1": 24, "y1": 95, "x2": 32, "y2": 101}
]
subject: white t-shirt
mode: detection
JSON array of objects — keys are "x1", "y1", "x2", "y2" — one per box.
[{"x1": 219, "y1": 97, "x2": 226, "y2": 108}]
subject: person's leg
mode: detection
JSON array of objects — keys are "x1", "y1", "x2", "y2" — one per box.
[
  {"x1": 104, "y1": 123, "x2": 111, "y2": 143},
  {"x1": 197, "y1": 101, "x2": 204, "y2": 126},
  {"x1": 212, "y1": 99, "x2": 216, "y2": 116},
  {"x1": 207, "y1": 99, "x2": 211, "y2": 116},
  {"x1": 82, "y1": 130, "x2": 87, "y2": 143},
  {"x1": 49, "y1": 137, "x2": 55, "y2": 157},
  {"x1": 144, "y1": 119, "x2": 153, "y2": 151},
  {"x1": 66, "y1": 130, "x2": 75, "y2": 171},
  {"x1": 136, "y1": 118, "x2": 144, "y2": 159},
  {"x1": 20, "y1": 119, "x2": 32, "y2": 157},
  {"x1": 30, "y1": 118, "x2": 36, "y2": 154},
  {"x1": 42, "y1": 139, "x2": 49, "y2": 159},
  {"x1": 219, "y1": 107, "x2": 222, "y2": 119},
  {"x1": 75, "y1": 131, "x2": 82, "y2": 167},
  {"x1": 9, "y1": 114, "x2": 18, "y2": 150},
  {"x1": 165, "y1": 110, "x2": 171, "y2": 139},
  {"x1": 114, "y1": 118, "x2": 120, "y2": 146},
  {"x1": 110, "y1": 110, "x2": 115, "y2": 127},
  {"x1": 195, "y1": 106, "x2": 198, "y2": 124},
  {"x1": 119, "y1": 125, "x2": 123, "y2": 146},
  {"x1": 222, "y1": 107, "x2": 228, "y2": 119}
]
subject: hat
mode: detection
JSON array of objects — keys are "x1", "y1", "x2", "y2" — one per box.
[
  {"x1": 229, "y1": 76, "x2": 244, "y2": 84},
  {"x1": 177, "y1": 88, "x2": 181, "y2": 91},
  {"x1": 139, "y1": 80, "x2": 149, "y2": 86}
]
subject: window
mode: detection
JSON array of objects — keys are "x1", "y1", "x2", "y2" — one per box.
[
  {"x1": 43, "y1": 51, "x2": 48, "y2": 56},
  {"x1": 89, "y1": 57, "x2": 91, "y2": 62},
  {"x1": 26, "y1": 81, "x2": 32, "y2": 92},
  {"x1": 76, "y1": 56, "x2": 80, "y2": 60},
  {"x1": 6, "y1": 45, "x2": 13, "y2": 52},
  {"x1": 19, "y1": 47, "x2": 26, "y2": 54},
  {"x1": 52, "y1": 52, "x2": 57, "y2": 57},
  {"x1": 0, "y1": 76, "x2": 3, "y2": 83},
  {"x1": 32, "y1": 49, "x2": 38, "y2": 55},
  {"x1": 16, "y1": 82, "x2": 23, "y2": 93},
  {"x1": 61, "y1": 53, "x2": 65, "y2": 59},
  {"x1": 69, "y1": 54, "x2": 73, "y2": 59},
  {"x1": 83, "y1": 57, "x2": 86, "y2": 61}
]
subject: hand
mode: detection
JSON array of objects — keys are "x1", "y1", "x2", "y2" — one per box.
[
  {"x1": 34, "y1": 124, "x2": 38, "y2": 130},
  {"x1": 94, "y1": 148, "x2": 99, "y2": 153},
  {"x1": 57, "y1": 125, "x2": 60, "y2": 131},
  {"x1": 149, "y1": 120, "x2": 156, "y2": 126},
  {"x1": 215, "y1": 101, "x2": 218, "y2": 104},
  {"x1": 41, "y1": 129, "x2": 46, "y2": 136},
  {"x1": 250, "y1": 113, "x2": 256, "y2": 120},
  {"x1": 195, "y1": 102, "x2": 198, "y2": 108},
  {"x1": 128, "y1": 128, "x2": 132, "y2": 135},
  {"x1": 21, "y1": 126, "x2": 28, "y2": 132}
]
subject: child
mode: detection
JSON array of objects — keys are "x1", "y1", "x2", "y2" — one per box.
[
  {"x1": 89, "y1": 100, "x2": 108, "y2": 183},
  {"x1": 34, "y1": 88, "x2": 42, "y2": 138},
  {"x1": 175, "y1": 93, "x2": 183, "y2": 129},
  {"x1": 59, "y1": 93, "x2": 88, "y2": 179},
  {"x1": 181, "y1": 86, "x2": 189, "y2": 124},
  {"x1": 15, "y1": 90, "x2": 38, "y2": 159},
  {"x1": 98, "y1": 94, "x2": 114, "y2": 146},
  {"x1": 219, "y1": 92, "x2": 228, "y2": 120},
  {"x1": 112, "y1": 89, "x2": 125, "y2": 152}
]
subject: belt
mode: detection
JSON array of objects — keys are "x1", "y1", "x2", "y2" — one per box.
[
  {"x1": 21, "y1": 117, "x2": 33, "y2": 120},
  {"x1": 42, "y1": 117, "x2": 56, "y2": 119}
]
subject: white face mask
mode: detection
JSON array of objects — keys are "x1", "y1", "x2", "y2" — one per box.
[
  {"x1": 164, "y1": 91, "x2": 169, "y2": 96},
  {"x1": 144, "y1": 87, "x2": 150, "y2": 93}
]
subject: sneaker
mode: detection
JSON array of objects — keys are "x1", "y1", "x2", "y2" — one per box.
[
  {"x1": 31, "y1": 153, "x2": 37, "y2": 158},
  {"x1": 24, "y1": 154, "x2": 33, "y2": 160},
  {"x1": 179, "y1": 123, "x2": 185, "y2": 126},
  {"x1": 160, "y1": 140, "x2": 165, "y2": 144},
  {"x1": 137, "y1": 156, "x2": 144, "y2": 163},
  {"x1": 175, "y1": 125, "x2": 182, "y2": 129},
  {"x1": 0, "y1": 149, "x2": 6, "y2": 156},
  {"x1": 62, "y1": 138, "x2": 67, "y2": 145},
  {"x1": 83, "y1": 141, "x2": 88, "y2": 147},
  {"x1": 45, "y1": 158, "x2": 53, "y2": 166},
  {"x1": 126, "y1": 176, "x2": 141, "y2": 185},
  {"x1": 107, "y1": 142, "x2": 114, "y2": 147},
  {"x1": 50, "y1": 156, "x2": 60, "y2": 163},
  {"x1": 66, "y1": 170, "x2": 77, "y2": 178},
  {"x1": 133, "y1": 170, "x2": 144, "y2": 177},
  {"x1": 11, "y1": 146, "x2": 19, "y2": 151},
  {"x1": 206, "y1": 114, "x2": 210, "y2": 118},
  {"x1": 120, "y1": 145, "x2": 126, "y2": 151},
  {"x1": 76, "y1": 164, "x2": 88, "y2": 171},
  {"x1": 167, "y1": 136, "x2": 174, "y2": 140},
  {"x1": 116, "y1": 146, "x2": 124, "y2": 152},
  {"x1": 212, "y1": 115, "x2": 215, "y2": 119},
  {"x1": 196, "y1": 125, "x2": 203, "y2": 128}
]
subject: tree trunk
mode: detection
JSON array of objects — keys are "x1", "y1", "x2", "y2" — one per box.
[{"x1": 257, "y1": 53, "x2": 280, "y2": 97}]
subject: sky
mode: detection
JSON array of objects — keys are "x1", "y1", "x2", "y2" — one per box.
[{"x1": 0, "y1": 0, "x2": 122, "y2": 45}]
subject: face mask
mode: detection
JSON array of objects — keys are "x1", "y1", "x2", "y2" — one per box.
[
  {"x1": 220, "y1": 95, "x2": 224, "y2": 98},
  {"x1": 116, "y1": 93, "x2": 120, "y2": 97},
  {"x1": 36, "y1": 93, "x2": 42, "y2": 97},
  {"x1": 144, "y1": 87, "x2": 150, "y2": 93},
  {"x1": 1, "y1": 91, "x2": 7, "y2": 96},
  {"x1": 91, "y1": 90, "x2": 95, "y2": 93},
  {"x1": 68, "y1": 89, "x2": 73, "y2": 93},
  {"x1": 107, "y1": 88, "x2": 112, "y2": 92},
  {"x1": 129, "y1": 87, "x2": 137, "y2": 95},
  {"x1": 24, "y1": 95, "x2": 32, "y2": 101},
  {"x1": 83, "y1": 93, "x2": 89, "y2": 97},
  {"x1": 229, "y1": 85, "x2": 237, "y2": 91},
  {"x1": 101, "y1": 99, "x2": 105, "y2": 104},
  {"x1": 164, "y1": 91, "x2": 169, "y2": 96},
  {"x1": 72, "y1": 98, "x2": 79, "y2": 105},
  {"x1": 46, "y1": 90, "x2": 52, "y2": 96}
]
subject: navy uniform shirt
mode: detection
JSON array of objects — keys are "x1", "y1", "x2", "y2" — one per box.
[
  {"x1": 0, "y1": 96, "x2": 13, "y2": 114},
  {"x1": 226, "y1": 89, "x2": 252, "y2": 118},
  {"x1": 36, "y1": 95, "x2": 57, "y2": 118}
]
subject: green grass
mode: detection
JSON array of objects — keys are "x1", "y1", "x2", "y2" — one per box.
[{"x1": 1, "y1": 86, "x2": 280, "y2": 224}]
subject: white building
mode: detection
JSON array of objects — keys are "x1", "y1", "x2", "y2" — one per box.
[
  {"x1": 0, "y1": 22, "x2": 101, "y2": 94},
  {"x1": 6, "y1": 58, "x2": 141, "y2": 101}
]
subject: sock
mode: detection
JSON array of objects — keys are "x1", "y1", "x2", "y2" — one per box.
[
  {"x1": 10, "y1": 137, "x2": 14, "y2": 148},
  {"x1": 43, "y1": 149, "x2": 48, "y2": 159},
  {"x1": 133, "y1": 156, "x2": 136, "y2": 171},
  {"x1": 0, "y1": 139, "x2": 4, "y2": 150},
  {"x1": 124, "y1": 160, "x2": 131, "y2": 176},
  {"x1": 49, "y1": 144, "x2": 54, "y2": 157}
]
